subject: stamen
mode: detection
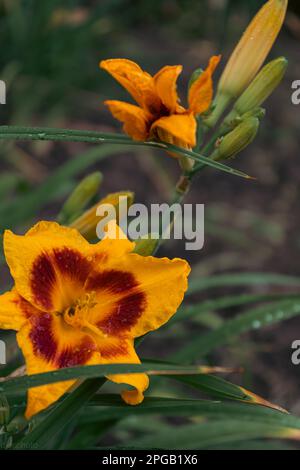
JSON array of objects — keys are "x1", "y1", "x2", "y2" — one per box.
[{"x1": 62, "y1": 291, "x2": 102, "y2": 338}]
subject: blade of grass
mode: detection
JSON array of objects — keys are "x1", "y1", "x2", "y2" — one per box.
[
  {"x1": 0, "y1": 126, "x2": 253, "y2": 179},
  {"x1": 65, "y1": 420, "x2": 117, "y2": 450},
  {"x1": 142, "y1": 358, "x2": 286, "y2": 412},
  {"x1": 174, "y1": 298, "x2": 300, "y2": 361},
  {"x1": 187, "y1": 272, "x2": 300, "y2": 295},
  {"x1": 0, "y1": 363, "x2": 218, "y2": 394},
  {"x1": 168, "y1": 374, "x2": 286, "y2": 412},
  {"x1": 80, "y1": 396, "x2": 299, "y2": 429},
  {"x1": 13, "y1": 378, "x2": 105, "y2": 450},
  {"x1": 173, "y1": 292, "x2": 300, "y2": 324},
  {"x1": 121, "y1": 419, "x2": 300, "y2": 450}
]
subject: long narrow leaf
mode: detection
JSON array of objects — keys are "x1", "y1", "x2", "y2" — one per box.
[
  {"x1": 13, "y1": 378, "x2": 105, "y2": 450},
  {"x1": 124, "y1": 419, "x2": 300, "y2": 450},
  {"x1": 174, "y1": 292, "x2": 300, "y2": 323},
  {"x1": 187, "y1": 272, "x2": 300, "y2": 295},
  {"x1": 81, "y1": 396, "x2": 299, "y2": 430},
  {"x1": 0, "y1": 363, "x2": 218, "y2": 394},
  {"x1": 174, "y1": 298, "x2": 300, "y2": 361},
  {"x1": 0, "y1": 126, "x2": 253, "y2": 179},
  {"x1": 142, "y1": 359, "x2": 286, "y2": 412}
]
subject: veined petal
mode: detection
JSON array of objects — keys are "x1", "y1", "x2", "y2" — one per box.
[
  {"x1": 86, "y1": 253, "x2": 190, "y2": 339},
  {"x1": 0, "y1": 289, "x2": 38, "y2": 331},
  {"x1": 104, "y1": 100, "x2": 150, "y2": 141},
  {"x1": 97, "y1": 336, "x2": 149, "y2": 405},
  {"x1": 100, "y1": 58, "x2": 161, "y2": 114},
  {"x1": 188, "y1": 55, "x2": 221, "y2": 115},
  {"x1": 150, "y1": 113, "x2": 197, "y2": 148},
  {"x1": 4, "y1": 221, "x2": 95, "y2": 313},
  {"x1": 154, "y1": 65, "x2": 183, "y2": 113},
  {"x1": 17, "y1": 313, "x2": 147, "y2": 416},
  {"x1": 17, "y1": 313, "x2": 100, "y2": 418}
]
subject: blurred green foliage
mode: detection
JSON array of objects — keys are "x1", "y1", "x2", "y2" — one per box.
[{"x1": 0, "y1": 0, "x2": 273, "y2": 122}]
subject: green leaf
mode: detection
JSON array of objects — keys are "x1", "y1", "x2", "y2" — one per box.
[
  {"x1": 81, "y1": 398, "x2": 300, "y2": 449},
  {"x1": 142, "y1": 359, "x2": 286, "y2": 412},
  {"x1": 66, "y1": 420, "x2": 117, "y2": 450},
  {"x1": 0, "y1": 126, "x2": 254, "y2": 180},
  {"x1": 174, "y1": 298, "x2": 300, "y2": 361},
  {"x1": 174, "y1": 292, "x2": 300, "y2": 324},
  {"x1": 0, "y1": 363, "x2": 216, "y2": 394},
  {"x1": 168, "y1": 374, "x2": 286, "y2": 412},
  {"x1": 187, "y1": 272, "x2": 300, "y2": 295},
  {"x1": 13, "y1": 378, "x2": 105, "y2": 450},
  {"x1": 123, "y1": 420, "x2": 298, "y2": 450},
  {"x1": 82, "y1": 396, "x2": 295, "y2": 426},
  {"x1": 168, "y1": 374, "x2": 254, "y2": 401}
]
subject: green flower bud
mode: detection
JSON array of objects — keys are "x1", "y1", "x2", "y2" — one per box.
[
  {"x1": 241, "y1": 108, "x2": 266, "y2": 121},
  {"x1": 223, "y1": 57, "x2": 287, "y2": 128},
  {"x1": 6, "y1": 415, "x2": 28, "y2": 434},
  {"x1": 221, "y1": 107, "x2": 266, "y2": 134},
  {"x1": 58, "y1": 172, "x2": 103, "y2": 224},
  {"x1": 133, "y1": 236, "x2": 159, "y2": 256},
  {"x1": 204, "y1": 0, "x2": 288, "y2": 128},
  {"x1": 212, "y1": 117, "x2": 260, "y2": 160},
  {"x1": 71, "y1": 191, "x2": 134, "y2": 241}
]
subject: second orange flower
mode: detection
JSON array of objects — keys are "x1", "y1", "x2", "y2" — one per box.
[{"x1": 100, "y1": 56, "x2": 220, "y2": 150}]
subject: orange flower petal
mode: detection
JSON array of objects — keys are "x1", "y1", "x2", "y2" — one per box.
[
  {"x1": 100, "y1": 58, "x2": 161, "y2": 114},
  {"x1": 188, "y1": 55, "x2": 221, "y2": 115},
  {"x1": 0, "y1": 289, "x2": 36, "y2": 331},
  {"x1": 150, "y1": 113, "x2": 197, "y2": 148},
  {"x1": 104, "y1": 100, "x2": 150, "y2": 141},
  {"x1": 1, "y1": 220, "x2": 189, "y2": 417},
  {"x1": 97, "y1": 336, "x2": 149, "y2": 405},
  {"x1": 17, "y1": 313, "x2": 100, "y2": 418},
  {"x1": 4, "y1": 220, "x2": 134, "y2": 315},
  {"x1": 18, "y1": 314, "x2": 147, "y2": 416},
  {"x1": 85, "y1": 253, "x2": 190, "y2": 339},
  {"x1": 70, "y1": 191, "x2": 134, "y2": 241},
  {"x1": 154, "y1": 65, "x2": 183, "y2": 113},
  {"x1": 4, "y1": 221, "x2": 100, "y2": 313}
]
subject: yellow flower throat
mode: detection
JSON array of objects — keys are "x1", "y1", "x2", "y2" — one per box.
[{"x1": 63, "y1": 292, "x2": 104, "y2": 338}]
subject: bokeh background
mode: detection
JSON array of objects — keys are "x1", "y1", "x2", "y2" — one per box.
[{"x1": 1, "y1": 0, "x2": 300, "y2": 443}]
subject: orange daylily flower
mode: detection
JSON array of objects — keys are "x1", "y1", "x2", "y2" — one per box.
[
  {"x1": 0, "y1": 220, "x2": 190, "y2": 418},
  {"x1": 100, "y1": 57, "x2": 221, "y2": 150}
]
